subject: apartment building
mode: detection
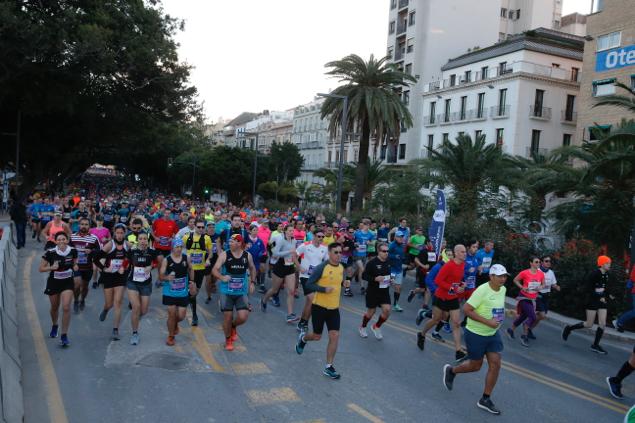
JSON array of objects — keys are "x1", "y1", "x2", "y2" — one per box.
[
  {"x1": 386, "y1": 0, "x2": 563, "y2": 162},
  {"x1": 577, "y1": 0, "x2": 635, "y2": 142},
  {"x1": 421, "y1": 28, "x2": 583, "y2": 158}
]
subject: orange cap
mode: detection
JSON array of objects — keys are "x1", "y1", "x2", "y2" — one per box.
[{"x1": 597, "y1": 255, "x2": 611, "y2": 267}]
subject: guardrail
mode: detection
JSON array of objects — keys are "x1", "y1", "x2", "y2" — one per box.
[{"x1": 0, "y1": 222, "x2": 23, "y2": 423}]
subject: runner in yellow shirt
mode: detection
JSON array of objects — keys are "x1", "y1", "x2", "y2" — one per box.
[{"x1": 184, "y1": 219, "x2": 213, "y2": 326}]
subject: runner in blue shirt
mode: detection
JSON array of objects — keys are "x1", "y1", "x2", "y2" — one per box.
[
  {"x1": 475, "y1": 240, "x2": 495, "y2": 286},
  {"x1": 354, "y1": 221, "x2": 376, "y2": 295},
  {"x1": 388, "y1": 231, "x2": 406, "y2": 312}
]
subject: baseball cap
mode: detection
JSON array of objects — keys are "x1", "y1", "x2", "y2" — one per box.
[
  {"x1": 489, "y1": 264, "x2": 510, "y2": 276},
  {"x1": 395, "y1": 231, "x2": 405, "y2": 237},
  {"x1": 230, "y1": 234, "x2": 244, "y2": 243},
  {"x1": 597, "y1": 255, "x2": 611, "y2": 267}
]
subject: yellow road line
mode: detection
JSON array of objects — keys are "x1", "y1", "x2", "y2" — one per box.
[
  {"x1": 231, "y1": 362, "x2": 271, "y2": 375},
  {"x1": 190, "y1": 326, "x2": 225, "y2": 372},
  {"x1": 22, "y1": 253, "x2": 69, "y2": 423},
  {"x1": 245, "y1": 387, "x2": 301, "y2": 406},
  {"x1": 347, "y1": 403, "x2": 384, "y2": 423},
  {"x1": 340, "y1": 304, "x2": 630, "y2": 414}
]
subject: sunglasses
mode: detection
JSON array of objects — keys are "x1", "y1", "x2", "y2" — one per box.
[
  {"x1": 379, "y1": 249, "x2": 389, "y2": 253},
  {"x1": 196, "y1": 226, "x2": 205, "y2": 229},
  {"x1": 316, "y1": 235, "x2": 324, "y2": 238},
  {"x1": 332, "y1": 250, "x2": 342, "y2": 255},
  {"x1": 542, "y1": 259, "x2": 551, "y2": 262}
]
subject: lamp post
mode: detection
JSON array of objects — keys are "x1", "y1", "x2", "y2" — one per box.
[{"x1": 317, "y1": 92, "x2": 348, "y2": 212}]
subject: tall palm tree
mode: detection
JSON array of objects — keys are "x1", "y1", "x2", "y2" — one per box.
[
  {"x1": 593, "y1": 82, "x2": 635, "y2": 113},
  {"x1": 321, "y1": 54, "x2": 416, "y2": 210}
]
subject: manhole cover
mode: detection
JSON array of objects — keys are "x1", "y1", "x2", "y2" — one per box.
[{"x1": 136, "y1": 352, "x2": 190, "y2": 371}]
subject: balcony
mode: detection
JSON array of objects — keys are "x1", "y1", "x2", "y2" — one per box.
[
  {"x1": 438, "y1": 114, "x2": 452, "y2": 125},
  {"x1": 398, "y1": 0, "x2": 409, "y2": 8},
  {"x1": 467, "y1": 108, "x2": 487, "y2": 121},
  {"x1": 529, "y1": 106, "x2": 552, "y2": 121},
  {"x1": 396, "y1": 21, "x2": 407, "y2": 35},
  {"x1": 525, "y1": 147, "x2": 549, "y2": 158},
  {"x1": 394, "y1": 48, "x2": 405, "y2": 62},
  {"x1": 561, "y1": 110, "x2": 577, "y2": 125},
  {"x1": 299, "y1": 141, "x2": 325, "y2": 150},
  {"x1": 490, "y1": 105, "x2": 511, "y2": 119},
  {"x1": 423, "y1": 115, "x2": 437, "y2": 126}
]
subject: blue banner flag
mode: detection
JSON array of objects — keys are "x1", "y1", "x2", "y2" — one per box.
[{"x1": 428, "y1": 189, "x2": 446, "y2": 256}]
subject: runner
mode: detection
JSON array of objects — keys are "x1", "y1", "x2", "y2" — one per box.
[
  {"x1": 418, "y1": 248, "x2": 455, "y2": 342},
  {"x1": 387, "y1": 231, "x2": 406, "y2": 311},
  {"x1": 183, "y1": 219, "x2": 213, "y2": 326},
  {"x1": 203, "y1": 222, "x2": 220, "y2": 304},
  {"x1": 353, "y1": 221, "x2": 375, "y2": 295},
  {"x1": 261, "y1": 224, "x2": 299, "y2": 322},
  {"x1": 125, "y1": 218, "x2": 145, "y2": 249},
  {"x1": 70, "y1": 201, "x2": 90, "y2": 233},
  {"x1": 217, "y1": 213, "x2": 249, "y2": 252},
  {"x1": 562, "y1": 255, "x2": 612, "y2": 354},
  {"x1": 101, "y1": 201, "x2": 116, "y2": 231},
  {"x1": 406, "y1": 226, "x2": 426, "y2": 271},
  {"x1": 531, "y1": 255, "x2": 560, "y2": 337},
  {"x1": 613, "y1": 263, "x2": 635, "y2": 332},
  {"x1": 417, "y1": 244, "x2": 468, "y2": 363},
  {"x1": 607, "y1": 347, "x2": 635, "y2": 399},
  {"x1": 70, "y1": 217, "x2": 100, "y2": 312},
  {"x1": 443, "y1": 264, "x2": 509, "y2": 415},
  {"x1": 176, "y1": 216, "x2": 196, "y2": 240},
  {"x1": 212, "y1": 234, "x2": 257, "y2": 351},
  {"x1": 338, "y1": 227, "x2": 356, "y2": 297},
  {"x1": 506, "y1": 256, "x2": 545, "y2": 347},
  {"x1": 408, "y1": 241, "x2": 435, "y2": 309},
  {"x1": 39, "y1": 232, "x2": 78, "y2": 347},
  {"x1": 256, "y1": 219, "x2": 271, "y2": 293},
  {"x1": 152, "y1": 208, "x2": 179, "y2": 286},
  {"x1": 94, "y1": 224, "x2": 130, "y2": 341},
  {"x1": 475, "y1": 240, "x2": 495, "y2": 286},
  {"x1": 359, "y1": 242, "x2": 391, "y2": 340},
  {"x1": 296, "y1": 228, "x2": 329, "y2": 333},
  {"x1": 116, "y1": 201, "x2": 131, "y2": 226},
  {"x1": 42, "y1": 211, "x2": 71, "y2": 249},
  {"x1": 160, "y1": 238, "x2": 194, "y2": 346},
  {"x1": 295, "y1": 242, "x2": 345, "y2": 379},
  {"x1": 126, "y1": 232, "x2": 157, "y2": 345},
  {"x1": 461, "y1": 240, "x2": 480, "y2": 327}
]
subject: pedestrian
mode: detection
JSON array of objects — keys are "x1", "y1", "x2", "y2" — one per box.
[
  {"x1": 9, "y1": 196, "x2": 27, "y2": 248},
  {"x1": 443, "y1": 264, "x2": 509, "y2": 415}
]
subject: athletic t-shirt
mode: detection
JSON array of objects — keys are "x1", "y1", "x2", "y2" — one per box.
[
  {"x1": 434, "y1": 259, "x2": 466, "y2": 301},
  {"x1": 152, "y1": 218, "x2": 178, "y2": 250},
  {"x1": 466, "y1": 283, "x2": 507, "y2": 337},
  {"x1": 475, "y1": 248, "x2": 495, "y2": 274},
  {"x1": 296, "y1": 242, "x2": 328, "y2": 278},
  {"x1": 354, "y1": 230, "x2": 375, "y2": 257},
  {"x1": 464, "y1": 253, "x2": 479, "y2": 290},
  {"x1": 408, "y1": 234, "x2": 426, "y2": 256},
  {"x1": 306, "y1": 262, "x2": 344, "y2": 310},
  {"x1": 539, "y1": 268, "x2": 557, "y2": 294},
  {"x1": 516, "y1": 269, "x2": 544, "y2": 300}
]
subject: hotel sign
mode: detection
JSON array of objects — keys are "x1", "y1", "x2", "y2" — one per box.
[{"x1": 596, "y1": 45, "x2": 635, "y2": 72}]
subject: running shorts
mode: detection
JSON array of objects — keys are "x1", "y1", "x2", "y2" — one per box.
[
  {"x1": 433, "y1": 296, "x2": 460, "y2": 312},
  {"x1": 365, "y1": 288, "x2": 391, "y2": 309},
  {"x1": 220, "y1": 294, "x2": 249, "y2": 312},
  {"x1": 273, "y1": 260, "x2": 295, "y2": 278},
  {"x1": 127, "y1": 281, "x2": 152, "y2": 296},
  {"x1": 465, "y1": 328, "x2": 503, "y2": 360},
  {"x1": 311, "y1": 304, "x2": 340, "y2": 335},
  {"x1": 162, "y1": 295, "x2": 189, "y2": 307},
  {"x1": 44, "y1": 278, "x2": 74, "y2": 296}
]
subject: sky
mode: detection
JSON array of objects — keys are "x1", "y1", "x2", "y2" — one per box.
[{"x1": 161, "y1": 0, "x2": 592, "y2": 123}]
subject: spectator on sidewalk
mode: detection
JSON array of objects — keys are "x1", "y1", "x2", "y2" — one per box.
[
  {"x1": 9, "y1": 196, "x2": 27, "y2": 249},
  {"x1": 613, "y1": 263, "x2": 635, "y2": 332}
]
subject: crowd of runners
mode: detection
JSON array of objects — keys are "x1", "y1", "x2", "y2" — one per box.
[{"x1": 11, "y1": 183, "x2": 635, "y2": 417}]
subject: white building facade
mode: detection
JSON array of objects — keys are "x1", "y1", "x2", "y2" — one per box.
[
  {"x1": 386, "y1": 0, "x2": 563, "y2": 162},
  {"x1": 421, "y1": 29, "x2": 583, "y2": 158}
]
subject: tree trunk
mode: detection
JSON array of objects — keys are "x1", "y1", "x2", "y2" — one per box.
[{"x1": 353, "y1": 120, "x2": 371, "y2": 211}]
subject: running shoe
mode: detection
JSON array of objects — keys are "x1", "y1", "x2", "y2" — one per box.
[
  {"x1": 205, "y1": 296, "x2": 212, "y2": 304},
  {"x1": 613, "y1": 319, "x2": 625, "y2": 333},
  {"x1": 79, "y1": 300, "x2": 85, "y2": 311},
  {"x1": 191, "y1": 315, "x2": 199, "y2": 326},
  {"x1": 520, "y1": 335, "x2": 529, "y2": 347},
  {"x1": 417, "y1": 332, "x2": 425, "y2": 351},
  {"x1": 506, "y1": 328, "x2": 515, "y2": 340},
  {"x1": 295, "y1": 333, "x2": 306, "y2": 355},
  {"x1": 527, "y1": 329, "x2": 537, "y2": 340},
  {"x1": 260, "y1": 299, "x2": 267, "y2": 312},
  {"x1": 343, "y1": 288, "x2": 353, "y2": 297},
  {"x1": 73, "y1": 301, "x2": 80, "y2": 314},
  {"x1": 442, "y1": 322, "x2": 452, "y2": 333},
  {"x1": 49, "y1": 325, "x2": 59, "y2": 338},
  {"x1": 590, "y1": 344, "x2": 607, "y2": 354},
  {"x1": 272, "y1": 296, "x2": 281, "y2": 307},
  {"x1": 561, "y1": 325, "x2": 571, "y2": 341},
  {"x1": 407, "y1": 290, "x2": 416, "y2": 303},
  {"x1": 443, "y1": 364, "x2": 455, "y2": 391},
  {"x1": 166, "y1": 336, "x2": 175, "y2": 346},
  {"x1": 323, "y1": 365, "x2": 341, "y2": 380},
  {"x1": 424, "y1": 310, "x2": 433, "y2": 319},
  {"x1": 606, "y1": 377, "x2": 624, "y2": 399},
  {"x1": 431, "y1": 332, "x2": 445, "y2": 343},
  {"x1": 257, "y1": 285, "x2": 266, "y2": 294},
  {"x1": 296, "y1": 321, "x2": 308, "y2": 333},
  {"x1": 59, "y1": 334, "x2": 70, "y2": 348},
  {"x1": 371, "y1": 324, "x2": 383, "y2": 340},
  {"x1": 130, "y1": 333, "x2": 140, "y2": 346},
  {"x1": 393, "y1": 304, "x2": 403, "y2": 312},
  {"x1": 286, "y1": 313, "x2": 300, "y2": 323},
  {"x1": 455, "y1": 350, "x2": 468, "y2": 363},
  {"x1": 225, "y1": 338, "x2": 234, "y2": 351},
  {"x1": 359, "y1": 326, "x2": 368, "y2": 338},
  {"x1": 99, "y1": 309, "x2": 108, "y2": 322},
  {"x1": 112, "y1": 328, "x2": 120, "y2": 341},
  {"x1": 230, "y1": 327, "x2": 238, "y2": 342},
  {"x1": 477, "y1": 397, "x2": 501, "y2": 415},
  {"x1": 415, "y1": 309, "x2": 426, "y2": 326}
]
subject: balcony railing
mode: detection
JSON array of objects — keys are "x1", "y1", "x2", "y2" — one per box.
[
  {"x1": 490, "y1": 105, "x2": 511, "y2": 119},
  {"x1": 423, "y1": 115, "x2": 437, "y2": 126},
  {"x1": 467, "y1": 108, "x2": 487, "y2": 121},
  {"x1": 561, "y1": 110, "x2": 577, "y2": 124},
  {"x1": 525, "y1": 147, "x2": 549, "y2": 158},
  {"x1": 529, "y1": 106, "x2": 552, "y2": 120},
  {"x1": 396, "y1": 21, "x2": 407, "y2": 35},
  {"x1": 394, "y1": 48, "x2": 405, "y2": 61}
]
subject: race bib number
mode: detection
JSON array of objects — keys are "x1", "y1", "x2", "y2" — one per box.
[
  {"x1": 120, "y1": 216, "x2": 128, "y2": 223},
  {"x1": 595, "y1": 287, "x2": 605, "y2": 294},
  {"x1": 133, "y1": 266, "x2": 149, "y2": 282},
  {"x1": 427, "y1": 252, "x2": 436, "y2": 262},
  {"x1": 77, "y1": 250, "x2": 88, "y2": 265},
  {"x1": 492, "y1": 307, "x2": 505, "y2": 323},
  {"x1": 229, "y1": 277, "x2": 245, "y2": 291},
  {"x1": 466, "y1": 276, "x2": 476, "y2": 290},
  {"x1": 357, "y1": 244, "x2": 367, "y2": 253},
  {"x1": 104, "y1": 214, "x2": 113, "y2": 221},
  {"x1": 110, "y1": 259, "x2": 123, "y2": 272},
  {"x1": 212, "y1": 244, "x2": 217, "y2": 254},
  {"x1": 284, "y1": 256, "x2": 294, "y2": 265},
  {"x1": 449, "y1": 282, "x2": 460, "y2": 295},
  {"x1": 63, "y1": 212, "x2": 71, "y2": 219},
  {"x1": 379, "y1": 275, "x2": 391, "y2": 289},
  {"x1": 340, "y1": 255, "x2": 349, "y2": 264},
  {"x1": 170, "y1": 277, "x2": 186, "y2": 291},
  {"x1": 190, "y1": 252, "x2": 204, "y2": 265},
  {"x1": 159, "y1": 236, "x2": 170, "y2": 247},
  {"x1": 481, "y1": 257, "x2": 492, "y2": 270},
  {"x1": 54, "y1": 269, "x2": 73, "y2": 279},
  {"x1": 527, "y1": 281, "x2": 541, "y2": 291}
]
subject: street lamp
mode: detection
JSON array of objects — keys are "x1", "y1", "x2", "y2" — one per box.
[{"x1": 317, "y1": 92, "x2": 348, "y2": 212}]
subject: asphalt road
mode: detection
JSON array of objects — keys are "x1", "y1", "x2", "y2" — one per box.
[{"x1": 15, "y1": 240, "x2": 633, "y2": 423}]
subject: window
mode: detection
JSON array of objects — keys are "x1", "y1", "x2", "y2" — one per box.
[
  {"x1": 427, "y1": 135, "x2": 434, "y2": 157},
  {"x1": 343, "y1": 150, "x2": 348, "y2": 162},
  {"x1": 496, "y1": 128, "x2": 504, "y2": 147},
  {"x1": 571, "y1": 67, "x2": 579, "y2": 82},
  {"x1": 389, "y1": 21, "x2": 396, "y2": 34},
  {"x1": 444, "y1": 99, "x2": 451, "y2": 122},
  {"x1": 459, "y1": 96, "x2": 467, "y2": 120},
  {"x1": 391, "y1": 0, "x2": 397, "y2": 9},
  {"x1": 403, "y1": 90, "x2": 410, "y2": 105},
  {"x1": 516, "y1": 9, "x2": 520, "y2": 19},
  {"x1": 429, "y1": 101, "x2": 436, "y2": 124},
  {"x1": 597, "y1": 31, "x2": 621, "y2": 51},
  {"x1": 354, "y1": 148, "x2": 359, "y2": 162},
  {"x1": 398, "y1": 144, "x2": 406, "y2": 159},
  {"x1": 562, "y1": 133, "x2": 572, "y2": 147},
  {"x1": 449, "y1": 74, "x2": 456, "y2": 86},
  {"x1": 533, "y1": 89, "x2": 545, "y2": 116},
  {"x1": 531, "y1": 130, "x2": 541, "y2": 154},
  {"x1": 565, "y1": 94, "x2": 575, "y2": 121},
  {"x1": 464, "y1": 70, "x2": 471, "y2": 83},
  {"x1": 409, "y1": 11, "x2": 415, "y2": 26},
  {"x1": 335, "y1": 150, "x2": 339, "y2": 163},
  {"x1": 475, "y1": 130, "x2": 483, "y2": 140},
  {"x1": 500, "y1": 7, "x2": 507, "y2": 18},
  {"x1": 631, "y1": 75, "x2": 635, "y2": 90},
  {"x1": 442, "y1": 133, "x2": 449, "y2": 143},
  {"x1": 592, "y1": 79, "x2": 616, "y2": 97},
  {"x1": 499, "y1": 62, "x2": 508, "y2": 75},
  {"x1": 406, "y1": 38, "x2": 414, "y2": 53},
  {"x1": 588, "y1": 125, "x2": 611, "y2": 141},
  {"x1": 497, "y1": 88, "x2": 507, "y2": 115},
  {"x1": 387, "y1": 46, "x2": 394, "y2": 60},
  {"x1": 552, "y1": 63, "x2": 560, "y2": 68},
  {"x1": 477, "y1": 92, "x2": 485, "y2": 118},
  {"x1": 481, "y1": 66, "x2": 488, "y2": 80},
  {"x1": 380, "y1": 145, "x2": 387, "y2": 160},
  {"x1": 405, "y1": 63, "x2": 412, "y2": 75}
]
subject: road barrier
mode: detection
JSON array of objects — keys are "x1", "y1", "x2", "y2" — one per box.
[{"x1": 0, "y1": 223, "x2": 23, "y2": 423}]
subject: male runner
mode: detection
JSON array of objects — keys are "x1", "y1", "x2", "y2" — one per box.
[
  {"x1": 184, "y1": 219, "x2": 213, "y2": 326},
  {"x1": 70, "y1": 217, "x2": 100, "y2": 312},
  {"x1": 295, "y1": 229, "x2": 328, "y2": 332},
  {"x1": 359, "y1": 242, "x2": 392, "y2": 340}
]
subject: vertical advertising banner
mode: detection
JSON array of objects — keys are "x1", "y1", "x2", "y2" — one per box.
[{"x1": 428, "y1": 189, "x2": 446, "y2": 256}]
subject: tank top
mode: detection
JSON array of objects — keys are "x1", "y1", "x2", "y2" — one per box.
[
  {"x1": 127, "y1": 248, "x2": 156, "y2": 283},
  {"x1": 47, "y1": 221, "x2": 66, "y2": 242},
  {"x1": 221, "y1": 250, "x2": 249, "y2": 296},
  {"x1": 104, "y1": 240, "x2": 128, "y2": 274},
  {"x1": 163, "y1": 254, "x2": 189, "y2": 297}
]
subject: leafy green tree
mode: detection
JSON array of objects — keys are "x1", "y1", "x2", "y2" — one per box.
[
  {"x1": 268, "y1": 142, "x2": 304, "y2": 186},
  {"x1": 321, "y1": 54, "x2": 415, "y2": 210},
  {"x1": 371, "y1": 165, "x2": 431, "y2": 215}
]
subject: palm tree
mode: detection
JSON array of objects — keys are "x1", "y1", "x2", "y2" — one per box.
[
  {"x1": 412, "y1": 133, "x2": 516, "y2": 222},
  {"x1": 321, "y1": 54, "x2": 416, "y2": 210},
  {"x1": 593, "y1": 82, "x2": 635, "y2": 113}
]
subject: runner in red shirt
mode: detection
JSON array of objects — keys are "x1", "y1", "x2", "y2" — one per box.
[
  {"x1": 152, "y1": 208, "x2": 178, "y2": 281},
  {"x1": 505, "y1": 256, "x2": 545, "y2": 347}
]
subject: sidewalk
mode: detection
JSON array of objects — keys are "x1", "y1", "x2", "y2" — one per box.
[{"x1": 504, "y1": 296, "x2": 635, "y2": 344}]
